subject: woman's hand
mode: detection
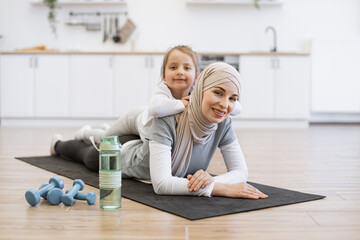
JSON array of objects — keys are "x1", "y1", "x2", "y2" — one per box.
[
  {"x1": 187, "y1": 169, "x2": 214, "y2": 192},
  {"x1": 212, "y1": 182, "x2": 268, "y2": 199},
  {"x1": 181, "y1": 95, "x2": 190, "y2": 108}
]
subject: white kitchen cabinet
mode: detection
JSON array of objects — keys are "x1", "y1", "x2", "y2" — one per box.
[
  {"x1": 275, "y1": 57, "x2": 309, "y2": 119},
  {"x1": 69, "y1": 55, "x2": 114, "y2": 118},
  {"x1": 35, "y1": 55, "x2": 69, "y2": 117},
  {"x1": 0, "y1": 54, "x2": 69, "y2": 118},
  {"x1": 239, "y1": 55, "x2": 309, "y2": 120},
  {"x1": 311, "y1": 39, "x2": 360, "y2": 113},
  {"x1": 238, "y1": 56, "x2": 274, "y2": 119},
  {"x1": 114, "y1": 54, "x2": 163, "y2": 117},
  {"x1": 149, "y1": 55, "x2": 164, "y2": 95},
  {"x1": 0, "y1": 55, "x2": 34, "y2": 117},
  {"x1": 1, "y1": 52, "x2": 309, "y2": 127},
  {"x1": 0, "y1": 53, "x2": 163, "y2": 121}
]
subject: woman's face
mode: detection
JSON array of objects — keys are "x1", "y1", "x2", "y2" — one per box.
[
  {"x1": 163, "y1": 50, "x2": 197, "y2": 98},
  {"x1": 201, "y1": 82, "x2": 238, "y2": 124}
]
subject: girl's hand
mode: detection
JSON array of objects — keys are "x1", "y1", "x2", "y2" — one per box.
[
  {"x1": 187, "y1": 169, "x2": 214, "y2": 192},
  {"x1": 212, "y1": 182, "x2": 268, "y2": 199},
  {"x1": 181, "y1": 95, "x2": 190, "y2": 108}
]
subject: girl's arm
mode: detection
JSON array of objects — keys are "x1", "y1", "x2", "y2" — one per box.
[
  {"x1": 148, "y1": 94, "x2": 186, "y2": 118},
  {"x1": 149, "y1": 140, "x2": 215, "y2": 197}
]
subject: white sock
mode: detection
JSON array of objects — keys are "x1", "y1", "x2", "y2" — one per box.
[
  {"x1": 100, "y1": 123, "x2": 110, "y2": 131},
  {"x1": 74, "y1": 125, "x2": 92, "y2": 140},
  {"x1": 50, "y1": 134, "x2": 63, "y2": 156},
  {"x1": 83, "y1": 129, "x2": 106, "y2": 144}
]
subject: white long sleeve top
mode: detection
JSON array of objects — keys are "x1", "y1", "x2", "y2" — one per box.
[{"x1": 149, "y1": 138, "x2": 248, "y2": 197}]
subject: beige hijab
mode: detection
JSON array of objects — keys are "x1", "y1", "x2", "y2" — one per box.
[{"x1": 172, "y1": 62, "x2": 241, "y2": 177}]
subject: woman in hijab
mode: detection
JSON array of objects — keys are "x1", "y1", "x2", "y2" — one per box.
[{"x1": 52, "y1": 62, "x2": 267, "y2": 199}]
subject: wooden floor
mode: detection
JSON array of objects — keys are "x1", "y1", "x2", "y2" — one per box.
[{"x1": 0, "y1": 124, "x2": 359, "y2": 240}]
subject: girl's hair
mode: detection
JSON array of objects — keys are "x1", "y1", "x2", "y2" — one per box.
[{"x1": 161, "y1": 45, "x2": 200, "y2": 79}]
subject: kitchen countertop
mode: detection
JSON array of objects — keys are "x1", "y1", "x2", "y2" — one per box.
[{"x1": 0, "y1": 51, "x2": 310, "y2": 56}]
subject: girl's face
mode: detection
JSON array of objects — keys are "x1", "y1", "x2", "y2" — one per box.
[
  {"x1": 163, "y1": 50, "x2": 197, "y2": 98},
  {"x1": 201, "y1": 82, "x2": 238, "y2": 124}
]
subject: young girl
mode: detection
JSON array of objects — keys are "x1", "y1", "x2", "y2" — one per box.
[
  {"x1": 51, "y1": 62, "x2": 266, "y2": 199},
  {"x1": 72, "y1": 45, "x2": 200, "y2": 145},
  {"x1": 71, "y1": 45, "x2": 242, "y2": 145}
]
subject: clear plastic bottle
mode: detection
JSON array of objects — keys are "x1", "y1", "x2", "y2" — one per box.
[{"x1": 98, "y1": 136, "x2": 122, "y2": 209}]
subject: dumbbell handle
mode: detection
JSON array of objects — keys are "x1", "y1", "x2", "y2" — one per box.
[
  {"x1": 75, "y1": 192, "x2": 88, "y2": 200},
  {"x1": 39, "y1": 183, "x2": 48, "y2": 199},
  {"x1": 65, "y1": 191, "x2": 97, "y2": 205},
  {"x1": 38, "y1": 182, "x2": 56, "y2": 196},
  {"x1": 76, "y1": 192, "x2": 96, "y2": 205},
  {"x1": 61, "y1": 181, "x2": 84, "y2": 206},
  {"x1": 66, "y1": 183, "x2": 81, "y2": 198}
]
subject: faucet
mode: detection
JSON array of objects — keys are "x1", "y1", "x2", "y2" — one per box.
[{"x1": 265, "y1": 26, "x2": 277, "y2": 52}]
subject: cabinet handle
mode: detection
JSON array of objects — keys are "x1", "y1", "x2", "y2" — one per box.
[
  {"x1": 29, "y1": 57, "x2": 33, "y2": 68},
  {"x1": 34, "y1": 56, "x2": 38, "y2": 68},
  {"x1": 109, "y1": 56, "x2": 113, "y2": 68},
  {"x1": 150, "y1": 57, "x2": 154, "y2": 68},
  {"x1": 145, "y1": 57, "x2": 149, "y2": 68},
  {"x1": 270, "y1": 58, "x2": 280, "y2": 69},
  {"x1": 276, "y1": 58, "x2": 280, "y2": 69}
]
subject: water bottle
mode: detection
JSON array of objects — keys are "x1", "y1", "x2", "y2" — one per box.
[{"x1": 90, "y1": 135, "x2": 122, "y2": 209}]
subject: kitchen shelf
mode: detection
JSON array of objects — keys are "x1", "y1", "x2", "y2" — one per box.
[
  {"x1": 186, "y1": 0, "x2": 283, "y2": 6},
  {"x1": 30, "y1": 0, "x2": 127, "y2": 6}
]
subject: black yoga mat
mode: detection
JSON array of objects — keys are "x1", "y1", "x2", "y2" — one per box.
[{"x1": 16, "y1": 156, "x2": 325, "y2": 220}]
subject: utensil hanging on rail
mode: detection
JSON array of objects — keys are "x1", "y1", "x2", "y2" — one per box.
[
  {"x1": 103, "y1": 17, "x2": 108, "y2": 42},
  {"x1": 112, "y1": 16, "x2": 121, "y2": 43},
  {"x1": 109, "y1": 17, "x2": 113, "y2": 42}
]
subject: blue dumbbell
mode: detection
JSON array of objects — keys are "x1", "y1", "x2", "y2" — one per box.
[
  {"x1": 25, "y1": 176, "x2": 64, "y2": 206},
  {"x1": 47, "y1": 188, "x2": 64, "y2": 205},
  {"x1": 39, "y1": 183, "x2": 49, "y2": 199},
  {"x1": 65, "y1": 190, "x2": 97, "y2": 205},
  {"x1": 61, "y1": 179, "x2": 85, "y2": 206}
]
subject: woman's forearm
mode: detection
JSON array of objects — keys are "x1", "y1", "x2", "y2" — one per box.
[
  {"x1": 211, "y1": 182, "x2": 231, "y2": 197},
  {"x1": 211, "y1": 182, "x2": 268, "y2": 199},
  {"x1": 219, "y1": 139, "x2": 248, "y2": 183},
  {"x1": 213, "y1": 170, "x2": 247, "y2": 184},
  {"x1": 149, "y1": 140, "x2": 214, "y2": 196}
]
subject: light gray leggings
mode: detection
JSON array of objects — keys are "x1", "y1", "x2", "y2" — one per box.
[
  {"x1": 56, "y1": 106, "x2": 151, "y2": 179},
  {"x1": 83, "y1": 106, "x2": 146, "y2": 144}
]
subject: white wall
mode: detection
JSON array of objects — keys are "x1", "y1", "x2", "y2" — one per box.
[{"x1": 0, "y1": 0, "x2": 359, "y2": 52}]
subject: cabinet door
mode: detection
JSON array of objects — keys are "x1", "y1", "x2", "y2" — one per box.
[
  {"x1": 34, "y1": 55, "x2": 69, "y2": 117},
  {"x1": 149, "y1": 55, "x2": 164, "y2": 95},
  {"x1": 114, "y1": 55, "x2": 151, "y2": 117},
  {"x1": 0, "y1": 55, "x2": 34, "y2": 117},
  {"x1": 275, "y1": 56, "x2": 310, "y2": 119},
  {"x1": 312, "y1": 39, "x2": 360, "y2": 113},
  {"x1": 70, "y1": 55, "x2": 114, "y2": 117},
  {"x1": 239, "y1": 56, "x2": 274, "y2": 119}
]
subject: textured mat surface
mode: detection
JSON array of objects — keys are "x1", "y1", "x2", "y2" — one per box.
[{"x1": 16, "y1": 156, "x2": 325, "y2": 220}]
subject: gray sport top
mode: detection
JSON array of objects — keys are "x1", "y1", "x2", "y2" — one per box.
[{"x1": 147, "y1": 116, "x2": 237, "y2": 176}]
